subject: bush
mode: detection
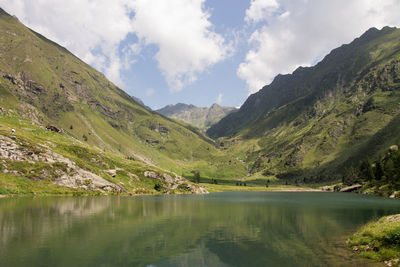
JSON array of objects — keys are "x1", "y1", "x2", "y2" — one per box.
[
  {"x1": 382, "y1": 227, "x2": 400, "y2": 245},
  {"x1": 154, "y1": 183, "x2": 162, "y2": 191}
]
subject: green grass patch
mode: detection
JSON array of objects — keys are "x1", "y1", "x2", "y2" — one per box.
[{"x1": 348, "y1": 214, "x2": 400, "y2": 265}]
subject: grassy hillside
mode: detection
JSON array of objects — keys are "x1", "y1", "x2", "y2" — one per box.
[
  {"x1": 0, "y1": 7, "x2": 247, "y2": 193},
  {"x1": 156, "y1": 103, "x2": 236, "y2": 131},
  {"x1": 0, "y1": 111, "x2": 209, "y2": 196},
  {"x1": 208, "y1": 26, "x2": 400, "y2": 184}
]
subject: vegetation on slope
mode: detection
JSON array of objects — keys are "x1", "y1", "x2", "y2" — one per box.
[
  {"x1": 208, "y1": 26, "x2": 400, "y2": 186},
  {"x1": 0, "y1": 111, "x2": 207, "y2": 196},
  {"x1": 0, "y1": 7, "x2": 247, "y2": 195},
  {"x1": 2, "y1": 6, "x2": 400, "y2": 194},
  {"x1": 341, "y1": 145, "x2": 400, "y2": 198},
  {"x1": 348, "y1": 214, "x2": 400, "y2": 266}
]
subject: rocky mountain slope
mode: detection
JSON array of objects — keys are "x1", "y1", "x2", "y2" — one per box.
[
  {"x1": 0, "y1": 8, "x2": 246, "y2": 195},
  {"x1": 156, "y1": 103, "x2": 236, "y2": 130},
  {"x1": 208, "y1": 26, "x2": 400, "y2": 183},
  {"x1": 0, "y1": 114, "x2": 207, "y2": 195},
  {"x1": 131, "y1": 95, "x2": 152, "y2": 111}
]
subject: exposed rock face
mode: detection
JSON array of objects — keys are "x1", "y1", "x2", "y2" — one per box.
[
  {"x1": 0, "y1": 134, "x2": 117, "y2": 192},
  {"x1": 340, "y1": 184, "x2": 362, "y2": 192},
  {"x1": 144, "y1": 171, "x2": 208, "y2": 194},
  {"x1": 149, "y1": 123, "x2": 169, "y2": 133},
  {"x1": 156, "y1": 103, "x2": 237, "y2": 130},
  {"x1": 0, "y1": 133, "x2": 208, "y2": 195}
]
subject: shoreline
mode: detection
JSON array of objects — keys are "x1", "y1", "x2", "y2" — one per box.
[
  {"x1": 0, "y1": 186, "x2": 325, "y2": 198},
  {"x1": 347, "y1": 214, "x2": 400, "y2": 266},
  {"x1": 203, "y1": 183, "x2": 323, "y2": 193}
]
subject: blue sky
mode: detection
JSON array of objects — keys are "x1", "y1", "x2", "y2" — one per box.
[
  {"x1": 2, "y1": 0, "x2": 400, "y2": 109},
  {"x1": 122, "y1": 0, "x2": 252, "y2": 109}
]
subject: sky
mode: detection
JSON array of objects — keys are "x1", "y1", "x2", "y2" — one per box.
[{"x1": 1, "y1": 0, "x2": 400, "y2": 109}]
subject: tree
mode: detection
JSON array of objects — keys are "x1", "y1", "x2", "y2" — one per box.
[
  {"x1": 343, "y1": 167, "x2": 359, "y2": 185},
  {"x1": 191, "y1": 170, "x2": 200, "y2": 183},
  {"x1": 360, "y1": 159, "x2": 375, "y2": 181},
  {"x1": 384, "y1": 158, "x2": 395, "y2": 181},
  {"x1": 375, "y1": 161, "x2": 384, "y2": 180}
]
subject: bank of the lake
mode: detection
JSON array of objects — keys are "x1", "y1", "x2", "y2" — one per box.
[
  {"x1": 348, "y1": 214, "x2": 400, "y2": 266},
  {"x1": 203, "y1": 183, "x2": 322, "y2": 193}
]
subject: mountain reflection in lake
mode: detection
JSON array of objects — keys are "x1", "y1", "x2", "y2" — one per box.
[{"x1": 1, "y1": 192, "x2": 398, "y2": 267}]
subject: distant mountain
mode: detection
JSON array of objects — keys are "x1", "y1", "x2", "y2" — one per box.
[
  {"x1": 156, "y1": 103, "x2": 237, "y2": 130},
  {"x1": 131, "y1": 95, "x2": 152, "y2": 111}
]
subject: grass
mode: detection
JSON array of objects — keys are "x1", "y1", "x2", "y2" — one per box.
[
  {"x1": 0, "y1": 9, "x2": 248, "y2": 188},
  {"x1": 202, "y1": 182, "x2": 320, "y2": 193},
  {"x1": 0, "y1": 173, "x2": 97, "y2": 196},
  {"x1": 206, "y1": 27, "x2": 400, "y2": 185},
  {"x1": 348, "y1": 214, "x2": 400, "y2": 265},
  {"x1": 0, "y1": 113, "x2": 199, "y2": 196}
]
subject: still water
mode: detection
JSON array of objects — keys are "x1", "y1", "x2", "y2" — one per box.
[{"x1": 1, "y1": 192, "x2": 400, "y2": 267}]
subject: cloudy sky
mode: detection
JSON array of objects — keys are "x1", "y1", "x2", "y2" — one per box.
[{"x1": 1, "y1": 0, "x2": 400, "y2": 109}]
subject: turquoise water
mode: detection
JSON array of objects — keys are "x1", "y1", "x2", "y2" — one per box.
[{"x1": 1, "y1": 192, "x2": 399, "y2": 266}]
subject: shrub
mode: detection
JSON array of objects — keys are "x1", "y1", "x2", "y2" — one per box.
[{"x1": 154, "y1": 183, "x2": 162, "y2": 191}]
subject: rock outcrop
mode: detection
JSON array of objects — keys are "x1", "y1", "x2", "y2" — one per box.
[
  {"x1": 144, "y1": 171, "x2": 208, "y2": 194},
  {"x1": 0, "y1": 134, "x2": 117, "y2": 192},
  {"x1": 0, "y1": 133, "x2": 208, "y2": 195},
  {"x1": 340, "y1": 184, "x2": 362, "y2": 192}
]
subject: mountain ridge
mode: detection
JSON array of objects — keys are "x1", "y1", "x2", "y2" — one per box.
[
  {"x1": 207, "y1": 26, "x2": 400, "y2": 185},
  {"x1": 0, "y1": 7, "x2": 247, "y2": 195},
  {"x1": 156, "y1": 103, "x2": 236, "y2": 130},
  {"x1": 207, "y1": 26, "x2": 398, "y2": 138}
]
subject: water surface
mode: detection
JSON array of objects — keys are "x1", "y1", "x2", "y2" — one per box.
[{"x1": 1, "y1": 192, "x2": 400, "y2": 266}]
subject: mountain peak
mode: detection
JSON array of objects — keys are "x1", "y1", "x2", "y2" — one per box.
[
  {"x1": 208, "y1": 26, "x2": 400, "y2": 138},
  {"x1": 156, "y1": 103, "x2": 236, "y2": 130}
]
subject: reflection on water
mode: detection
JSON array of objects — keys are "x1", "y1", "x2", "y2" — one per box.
[{"x1": 0, "y1": 192, "x2": 399, "y2": 267}]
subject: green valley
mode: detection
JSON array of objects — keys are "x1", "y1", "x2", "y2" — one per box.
[{"x1": 1, "y1": 6, "x2": 400, "y2": 197}]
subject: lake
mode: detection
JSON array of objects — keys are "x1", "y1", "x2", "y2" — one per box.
[{"x1": 1, "y1": 192, "x2": 400, "y2": 267}]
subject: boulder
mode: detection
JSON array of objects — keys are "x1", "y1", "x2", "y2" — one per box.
[
  {"x1": 106, "y1": 169, "x2": 117, "y2": 177},
  {"x1": 321, "y1": 186, "x2": 332, "y2": 192},
  {"x1": 340, "y1": 184, "x2": 362, "y2": 192},
  {"x1": 144, "y1": 171, "x2": 158, "y2": 179}
]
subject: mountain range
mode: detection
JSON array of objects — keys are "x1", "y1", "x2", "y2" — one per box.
[
  {"x1": 1, "y1": 6, "x2": 400, "y2": 196},
  {"x1": 0, "y1": 8, "x2": 246, "y2": 195},
  {"x1": 209, "y1": 26, "x2": 400, "y2": 183},
  {"x1": 156, "y1": 103, "x2": 236, "y2": 130}
]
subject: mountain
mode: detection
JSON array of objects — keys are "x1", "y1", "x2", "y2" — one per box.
[
  {"x1": 0, "y1": 8, "x2": 247, "y2": 195},
  {"x1": 131, "y1": 95, "x2": 152, "y2": 111},
  {"x1": 208, "y1": 26, "x2": 400, "y2": 183},
  {"x1": 157, "y1": 103, "x2": 236, "y2": 130}
]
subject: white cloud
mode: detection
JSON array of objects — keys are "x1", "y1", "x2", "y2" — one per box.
[
  {"x1": 129, "y1": 0, "x2": 230, "y2": 91},
  {"x1": 245, "y1": 0, "x2": 279, "y2": 23},
  {"x1": 216, "y1": 93, "x2": 223, "y2": 104},
  {"x1": 0, "y1": 0, "x2": 229, "y2": 92},
  {"x1": 1, "y1": 0, "x2": 133, "y2": 88},
  {"x1": 146, "y1": 88, "x2": 155, "y2": 96},
  {"x1": 239, "y1": 0, "x2": 400, "y2": 94}
]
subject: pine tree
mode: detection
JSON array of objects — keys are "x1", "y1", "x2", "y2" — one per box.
[
  {"x1": 360, "y1": 159, "x2": 375, "y2": 181},
  {"x1": 375, "y1": 161, "x2": 384, "y2": 181}
]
